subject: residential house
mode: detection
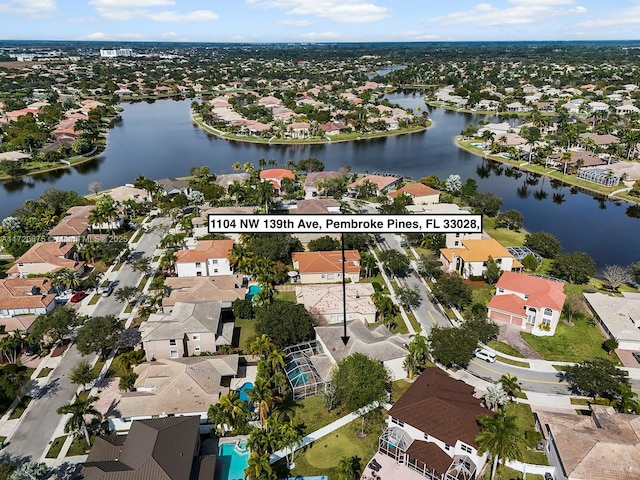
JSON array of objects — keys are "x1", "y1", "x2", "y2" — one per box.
[
  {"x1": 408, "y1": 203, "x2": 483, "y2": 249},
  {"x1": 82, "y1": 416, "x2": 205, "y2": 480},
  {"x1": 107, "y1": 354, "x2": 238, "y2": 430},
  {"x1": 290, "y1": 199, "x2": 341, "y2": 214},
  {"x1": 48, "y1": 205, "x2": 94, "y2": 242},
  {"x1": 259, "y1": 168, "x2": 295, "y2": 194},
  {"x1": 8, "y1": 242, "x2": 85, "y2": 278},
  {"x1": 162, "y1": 276, "x2": 245, "y2": 312},
  {"x1": 546, "y1": 150, "x2": 606, "y2": 173},
  {"x1": 215, "y1": 173, "x2": 250, "y2": 189},
  {"x1": 106, "y1": 185, "x2": 149, "y2": 204},
  {"x1": 583, "y1": 292, "x2": 640, "y2": 351},
  {"x1": 348, "y1": 174, "x2": 402, "y2": 196},
  {"x1": 140, "y1": 301, "x2": 233, "y2": 360},
  {"x1": 579, "y1": 132, "x2": 619, "y2": 148},
  {"x1": 377, "y1": 368, "x2": 493, "y2": 480},
  {"x1": 487, "y1": 271, "x2": 566, "y2": 335},
  {"x1": 440, "y1": 238, "x2": 522, "y2": 279},
  {"x1": 318, "y1": 122, "x2": 349, "y2": 135},
  {"x1": 155, "y1": 178, "x2": 191, "y2": 196},
  {"x1": 292, "y1": 250, "x2": 360, "y2": 284},
  {"x1": 296, "y1": 283, "x2": 376, "y2": 324},
  {"x1": 535, "y1": 405, "x2": 640, "y2": 480},
  {"x1": 287, "y1": 122, "x2": 310, "y2": 139},
  {"x1": 616, "y1": 104, "x2": 640, "y2": 115},
  {"x1": 388, "y1": 183, "x2": 440, "y2": 205},
  {"x1": 315, "y1": 319, "x2": 409, "y2": 380},
  {"x1": 174, "y1": 239, "x2": 234, "y2": 277},
  {"x1": 304, "y1": 171, "x2": 344, "y2": 197},
  {"x1": 0, "y1": 277, "x2": 56, "y2": 319}
]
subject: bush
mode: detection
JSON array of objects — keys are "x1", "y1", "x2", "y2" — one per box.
[{"x1": 232, "y1": 298, "x2": 254, "y2": 319}]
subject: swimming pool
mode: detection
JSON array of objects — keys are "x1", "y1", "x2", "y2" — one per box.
[
  {"x1": 217, "y1": 442, "x2": 249, "y2": 480},
  {"x1": 286, "y1": 359, "x2": 309, "y2": 386},
  {"x1": 245, "y1": 285, "x2": 261, "y2": 301},
  {"x1": 236, "y1": 382, "x2": 253, "y2": 403}
]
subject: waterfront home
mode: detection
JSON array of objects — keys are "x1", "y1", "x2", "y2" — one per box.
[
  {"x1": 375, "y1": 367, "x2": 493, "y2": 480},
  {"x1": 304, "y1": 171, "x2": 345, "y2": 197},
  {"x1": 315, "y1": 319, "x2": 409, "y2": 380},
  {"x1": 140, "y1": 301, "x2": 232, "y2": 360},
  {"x1": 0, "y1": 277, "x2": 56, "y2": 320},
  {"x1": 408, "y1": 203, "x2": 483, "y2": 249},
  {"x1": 546, "y1": 150, "x2": 606, "y2": 174},
  {"x1": 292, "y1": 250, "x2": 360, "y2": 284},
  {"x1": 439, "y1": 238, "x2": 522, "y2": 279},
  {"x1": 48, "y1": 205, "x2": 92, "y2": 242},
  {"x1": 583, "y1": 292, "x2": 640, "y2": 352},
  {"x1": 174, "y1": 239, "x2": 234, "y2": 277},
  {"x1": 535, "y1": 405, "x2": 640, "y2": 480},
  {"x1": 318, "y1": 121, "x2": 349, "y2": 135},
  {"x1": 106, "y1": 185, "x2": 149, "y2": 204},
  {"x1": 107, "y1": 354, "x2": 238, "y2": 430},
  {"x1": 388, "y1": 183, "x2": 440, "y2": 205},
  {"x1": 8, "y1": 242, "x2": 85, "y2": 278},
  {"x1": 162, "y1": 275, "x2": 245, "y2": 313},
  {"x1": 295, "y1": 283, "x2": 376, "y2": 324},
  {"x1": 155, "y1": 178, "x2": 191, "y2": 196},
  {"x1": 579, "y1": 132, "x2": 619, "y2": 148},
  {"x1": 259, "y1": 168, "x2": 295, "y2": 193},
  {"x1": 348, "y1": 174, "x2": 402, "y2": 196},
  {"x1": 83, "y1": 416, "x2": 204, "y2": 480},
  {"x1": 289, "y1": 199, "x2": 341, "y2": 214},
  {"x1": 487, "y1": 271, "x2": 566, "y2": 336}
]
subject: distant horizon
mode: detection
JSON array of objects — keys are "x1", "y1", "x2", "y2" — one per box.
[{"x1": 2, "y1": 1, "x2": 640, "y2": 43}]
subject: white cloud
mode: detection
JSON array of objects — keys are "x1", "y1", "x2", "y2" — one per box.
[
  {"x1": 89, "y1": 0, "x2": 174, "y2": 7},
  {"x1": 0, "y1": 0, "x2": 57, "y2": 17},
  {"x1": 577, "y1": 5, "x2": 640, "y2": 27},
  {"x1": 297, "y1": 31, "x2": 345, "y2": 41},
  {"x1": 278, "y1": 19, "x2": 312, "y2": 26},
  {"x1": 247, "y1": 0, "x2": 390, "y2": 23},
  {"x1": 394, "y1": 31, "x2": 447, "y2": 41},
  {"x1": 146, "y1": 10, "x2": 218, "y2": 22},
  {"x1": 79, "y1": 31, "x2": 146, "y2": 40},
  {"x1": 162, "y1": 31, "x2": 189, "y2": 41},
  {"x1": 429, "y1": 0, "x2": 587, "y2": 27}
]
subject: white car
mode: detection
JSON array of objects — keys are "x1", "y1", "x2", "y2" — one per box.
[{"x1": 474, "y1": 348, "x2": 497, "y2": 363}]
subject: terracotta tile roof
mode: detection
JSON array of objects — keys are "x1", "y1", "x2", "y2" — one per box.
[
  {"x1": 0, "y1": 278, "x2": 56, "y2": 311},
  {"x1": 388, "y1": 368, "x2": 493, "y2": 447},
  {"x1": 291, "y1": 199, "x2": 341, "y2": 214},
  {"x1": 296, "y1": 283, "x2": 376, "y2": 316},
  {"x1": 162, "y1": 276, "x2": 244, "y2": 307},
  {"x1": 495, "y1": 271, "x2": 565, "y2": 311},
  {"x1": 174, "y1": 240, "x2": 233, "y2": 264},
  {"x1": 0, "y1": 315, "x2": 36, "y2": 333},
  {"x1": 304, "y1": 171, "x2": 344, "y2": 187},
  {"x1": 348, "y1": 174, "x2": 400, "y2": 191},
  {"x1": 292, "y1": 250, "x2": 360, "y2": 274},
  {"x1": 441, "y1": 238, "x2": 516, "y2": 263},
  {"x1": 48, "y1": 205, "x2": 94, "y2": 237},
  {"x1": 388, "y1": 183, "x2": 440, "y2": 199},
  {"x1": 13, "y1": 242, "x2": 84, "y2": 273},
  {"x1": 487, "y1": 293, "x2": 526, "y2": 318},
  {"x1": 259, "y1": 168, "x2": 295, "y2": 181}
]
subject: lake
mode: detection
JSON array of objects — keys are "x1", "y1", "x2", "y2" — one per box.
[{"x1": 2, "y1": 96, "x2": 639, "y2": 269}]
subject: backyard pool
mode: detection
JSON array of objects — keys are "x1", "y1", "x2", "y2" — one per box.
[
  {"x1": 236, "y1": 382, "x2": 253, "y2": 403},
  {"x1": 216, "y1": 441, "x2": 249, "y2": 480},
  {"x1": 245, "y1": 285, "x2": 261, "y2": 301}
]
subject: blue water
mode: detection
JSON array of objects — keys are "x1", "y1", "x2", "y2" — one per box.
[
  {"x1": 286, "y1": 359, "x2": 309, "y2": 386},
  {"x1": 236, "y1": 382, "x2": 253, "y2": 403},
  {"x1": 217, "y1": 443, "x2": 249, "y2": 480},
  {"x1": 245, "y1": 285, "x2": 261, "y2": 301}
]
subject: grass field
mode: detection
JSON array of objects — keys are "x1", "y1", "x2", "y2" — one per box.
[
  {"x1": 235, "y1": 318, "x2": 256, "y2": 353},
  {"x1": 45, "y1": 436, "x2": 67, "y2": 458},
  {"x1": 9, "y1": 396, "x2": 32, "y2": 420},
  {"x1": 521, "y1": 318, "x2": 618, "y2": 363},
  {"x1": 504, "y1": 402, "x2": 548, "y2": 466}
]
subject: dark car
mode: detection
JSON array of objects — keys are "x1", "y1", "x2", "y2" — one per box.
[
  {"x1": 633, "y1": 351, "x2": 640, "y2": 364},
  {"x1": 544, "y1": 473, "x2": 553, "y2": 480},
  {"x1": 25, "y1": 344, "x2": 40, "y2": 356},
  {"x1": 70, "y1": 291, "x2": 87, "y2": 303}
]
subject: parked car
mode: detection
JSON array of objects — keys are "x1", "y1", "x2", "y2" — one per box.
[
  {"x1": 473, "y1": 347, "x2": 497, "y2": 363},
  {"x1": 544, "y1": 473, "x2": 553, "y2": 480},
  {"x1": 25, "y1": 344, "x2": 40, "y2": 356},
  {"x1": 70, "y1": 291, "x2": 87, "y2": 303},
  {"x1": 633, "y1": 351, "x2": 640, "y2": 364},
  {"x1": 98, "y1": 281, "x2": 114, "y2": 296}
]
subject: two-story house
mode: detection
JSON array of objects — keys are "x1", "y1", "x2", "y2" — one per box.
[
  {"x1": 140, "y1": 301, "x2": 233, "y2": 360},
  {"x1": 174, "y1": 240, "x2": 234, "y2": 277},
  {"x1": 0, "y1": 277, "x2": 56, "y2": 319},
  {"x1": 292, "y1": 250, "x2": 360, "y2": 284},
  {"x1": 487, "y1": 271, "x2": 566, "y2": 336},
  {"x1": 376, "y1": 367, "x2": 493, "y2": 480},
  {"x1": 388, "y1": 183, "x2": 441, "y2": 205},
  {"x1": 440, "y1": 238, "x2": 522, "y2": 279},
  {"x1": 348, "y1": 174, "x2": 402, "y2": 196},
  {"x1": 8, "y1": 242, "x2": 85, "y2": 278}
]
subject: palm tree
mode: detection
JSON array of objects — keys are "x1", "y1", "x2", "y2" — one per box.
[
  {"x1": 88, "y1": 207, "x2": 107, "y2": 232},
  {"x1": 249, "y1": 378, "x2": 281, "y2": 427},
  {"x1": 158, "y1": 250, "x2": 176, "y2": 275},
  {"x1": 337, "y1": 455, "x2": 363, "y2": 480},
  {"x1": 483, "y1": 383, "x2": 509, "y2": 411},
  {"x1": 248, "y1": 334, "x2": 276, "y2": 360},
  {"x1": 244, "y1": 451, "x2": 275, "y2": 480},
  {"x1": 499, "y1": 374, "x2": 522, "y2": 400},
  {"x1": 279, "y1": 419, "x2": 305, "y2": 469},
  {"x1": 475, "y1": 410, "x2": 525, "y2": 480},
  {"x1": 56, "y1": 395, "x2": 102, "y2": 446},
  {"x1": 256, "y1": 180, "x2": 274, "y2": 212},
  {"x1": 267, "y1": 349, "x2": 286, "y2": 374},
  {"x1": 227, "y1": 181, "x2": 244, "y2": 206},
  {"x1": 232, "y1": 161, "x2": 242, "y2": 172},
  {"x1": 60, "y1": 268, "x2": 81, "y2": 291},
  {"x1": 359, "y1": 252, "x2": 379, "y2": 278},
  {"x1": 216, "y1": 390, "x2": 249, "y2": 434}
]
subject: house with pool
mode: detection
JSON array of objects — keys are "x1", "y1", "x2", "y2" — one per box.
[
  {"x1": 174, "y1": 239, "x2": 234, "y2": 277},
  {"x1": 439, "y1": 238, "x2": 522, "y2": 279},
  {"x1": 371, "y1": 368, "x2": 493, "y2": 480},
  {"x1": 292, "y1": 250, "x2": 361, "y2": 284}
]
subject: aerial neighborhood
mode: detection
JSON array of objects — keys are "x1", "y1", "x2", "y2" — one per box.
[{"x1": 0, "y1": 41, "x2": 640, "y2": 480}]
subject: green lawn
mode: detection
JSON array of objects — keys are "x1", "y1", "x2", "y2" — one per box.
[
  {"x1": 361, "y1": 274, "x2": 388, "y2": 293},
  {"x1": 291, "y1": 395, "x2": 343, "y2": 435},
  {"x1": 521, "y1": 317, "x2": 619, "y2": 363},
  {"x1": 487, "y1": 340, "x2": 526, "y2": 358},
  {"x1": 284, "y1": 412, "x2": 381, "y2": 479},
  {"x1": 391, "y1": 379, "x2": 412, "y2": 403},
  {"x1": 235, "y1": 318, "x2": 256, "y2": 353},
  {"x1": 274, "y1": 290, "x2": 296, "y2": 303},
  {"x1": 482, "y1": 216, "x2": 526, "y2": 247},
  {"x1": 67, "y1": 435, "x2": 95, "y2": 456},
  {"x1": 9, "y1": 396, "x2": 32, "y2": 420},
  {"x1": 88, "y1": 294, "x2": 101, "y2": 306},
  {"x1": 504, "y1": 402, "x2": 548, "y2": 465},
  {"x1": 482, "y1": 465, "x2": 544, "y2": 480},
  {"x1": 496, "y1": 356, "x2": 530, "y2": 368},
  {"x1": 37, "y1": 367, "x2": 53, "y2": 378},
  {"x1": 45, "y1": 435, "x2": 67, "y2": 458},
  {"x1": 470, "y1": 282, "x2": 495, "y2": 306}
]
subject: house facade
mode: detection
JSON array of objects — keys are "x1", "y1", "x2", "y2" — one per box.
[
  {"x1": 9, "y1": 242, "x2": 85, "y2": 278},
  {"x1": 440, "y1": 238, "x2": 522, "y2": 279},
  {"x1": 174, "y1": 239, "x2": 234, "y2": 277},
  {"x1": 388, "y1": 183, "x2": 441, "y2": 205},
  {"x1": 379, "y1": 368, "x2": 492, "y2": 480},
  {"x1": 292, "y1": 250, "x2": 360, "y2": 283},
  {"x1": 348, "y1": 174, "x2": 402, "y2": 196},
  {"x1": 0, "y1": 278, "x2": 56, "y2": 319},
  {"x1": 487, "y1": 271, "x2": 566, "y2": 336}
]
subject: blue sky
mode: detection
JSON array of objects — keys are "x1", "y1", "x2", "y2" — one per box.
[{"x1": 1, "y1": 0, "x2": 639, "y2": 43}]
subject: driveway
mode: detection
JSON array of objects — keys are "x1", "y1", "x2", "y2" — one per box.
[{"x1": 496, "y1": 323, "x2": 543, "y2": 359}]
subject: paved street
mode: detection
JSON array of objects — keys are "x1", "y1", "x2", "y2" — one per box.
[{"x1": 0, "y1": 218, "x2": 169, "y2": 462}]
